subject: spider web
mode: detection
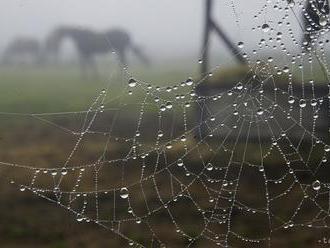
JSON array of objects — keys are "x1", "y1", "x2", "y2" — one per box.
[{"x1": 3, "y1": 0, "x2": 330, "y2": 247}]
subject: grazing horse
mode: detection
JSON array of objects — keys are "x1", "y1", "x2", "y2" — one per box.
[
  {"x1": 46, "y1": 26, "x2": 149, "y2": 78},
  {"x1": 300, "y1": 0, "x2": 330, "y2": 47},
  {"x1": 2, "y1": 37, "x2": 42, "y2": 65}
]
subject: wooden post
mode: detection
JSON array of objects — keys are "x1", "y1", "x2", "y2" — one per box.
[
  {"x1": 201, "y1": 0, "x2": 212, "y2": 76},
  {"x1": 201, "y1": 0, "x2": 246, "y2": 76}
]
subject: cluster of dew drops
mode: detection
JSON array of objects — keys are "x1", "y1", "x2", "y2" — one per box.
[{"x1": 124, "y1": 0, "x2": 330, "y2": 219}]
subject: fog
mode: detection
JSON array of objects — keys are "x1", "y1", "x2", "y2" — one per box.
[
  {"x1": 0, "y1": 0, "x2": 306, "y2": 64},
  {"x1": 0, "y1": 0, "x2": 204, "y2": 60}
]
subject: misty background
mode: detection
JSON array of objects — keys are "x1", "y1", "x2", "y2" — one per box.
[
  {"x1": 0, "y1": 0, "x2": 281, "y2": 66},
  {"x1": 0, "y1": 1, "x2": 330, "y2": 247}
]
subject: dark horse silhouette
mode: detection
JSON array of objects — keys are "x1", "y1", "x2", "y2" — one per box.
[
  {"x1": 46, "y1": 26, "x2": 149, "y2": 77},
  {"x1": 2, "y1": 37, "x2": 42, "y2": 65}
]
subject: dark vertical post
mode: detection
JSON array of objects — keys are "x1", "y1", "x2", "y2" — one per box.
[
  {"x1": 201, "y1": 0, "x2": 212, "y2": 76},
  {"x1": 211, "y1": 21, "x2": 246, "y2": 64},
  {"x1": 201, "y1": 0, "x2": 246, "y2": 76}
]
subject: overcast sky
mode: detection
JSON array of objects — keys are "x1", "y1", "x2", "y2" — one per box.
[
  {"x1": 0, "y1": 0, "x2": 204, "y2": 58},
  {"x1": 0, "y1": 0, "x2": 306, "y2": 63}
]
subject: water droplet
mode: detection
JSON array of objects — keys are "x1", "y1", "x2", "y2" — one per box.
[
  {"x1": 120, "y1": 187, "x2": 129, "y2": 199},
  {"x1": 288, "y1": 0, "x2": 295, "y2": 7},
  {"x1": 160, "y1": 105, "x2": 166, "y2": 112},
  {"x1": 186, "y1": 78, "x2": 193, "y2": 86},
  {"x1": 165, "y1": 102, "x2": 173, "y2": 109},
  {"x1": 299, "y1": 99, "x2": 306, "y2": 108},
  {"x1": 310, "y1": 99, "x2": 317, "y2": 107},
  {"x1": 128, "y1": 78, "x2": 137, "y2": 87},
  {"x1": 206, "y1": 163, "x2": 213, "y2": 171},
  {"x1": 236, "y1": 82, "x2": 243, "y2": 90},
  {"x1": 262, "y1": 23, "x2": 270, "y2": 32},
  {"x1": 312, "y1": 180, "x2": 321, "y2": 191},
  {"x1": 288, "y1": 96, "x2": 295, "y2": 104},
  {"x1": 257, "y1": 108, "x2": 264, "y2": 115},
  {"x1": 177, "y1": 159, "x2": 184, "y2": 167},
  {"x1": 136, "y1": 218, "x2": 142, "y2": 224},
  {"x1": 128, "y1": 207, "x2": 133, "y2": 213},
  {"x1": 157, "y1": 130, "x2": 164, "y2": 137},
  {"x1": 319, "y1": 15, "x2": 328, "y2": 27},
  {"x1": 76, "y1": 215, "x2": 84, "y2": 222},
  {"x1": 237, "y1": 41, "x2": 244, "y2": 48},
  {"x1": 166, "y1": 142, "x2": 172, "y2": 149},
  {"x1": 61, "y1": 168, "x2": 68, "y2": 176}
]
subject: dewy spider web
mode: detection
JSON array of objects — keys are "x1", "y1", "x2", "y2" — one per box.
[{"x1": 3, "y1": 0, "x2": 330, "y2": 247}]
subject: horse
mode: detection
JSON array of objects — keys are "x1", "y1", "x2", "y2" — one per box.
[
  {"x1": 2, "y1": 37, "x2": 43, "y2": 65},
  {"x1": 45, "y1": 26, "x2": 150, "y2": 78}
]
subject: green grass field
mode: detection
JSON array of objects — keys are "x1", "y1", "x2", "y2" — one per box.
[
  {"x1": 0, "y1": 62, "x2": 202, "y2": 248},
  {"x1": 0, "y1": 62, "x2": 328, "y2": 247}
]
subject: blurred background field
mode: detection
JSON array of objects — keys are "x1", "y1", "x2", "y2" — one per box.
[
  {"x1": 1, "y1": 0, "x2": 330, "y2": 247},
  {"x1": 0, "y1": 62, "x2": 206, "y2": 247},
  {"x1": 0, "y1": 62, "x2": 328, "y2": 248},
  {"x1": 0, "y1": 63, "x2": 186, "y2": 248}
]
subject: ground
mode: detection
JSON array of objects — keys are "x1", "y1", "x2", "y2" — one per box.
[{"x1": 0, "y1": 62, "x2": 328, "y2": 247}]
